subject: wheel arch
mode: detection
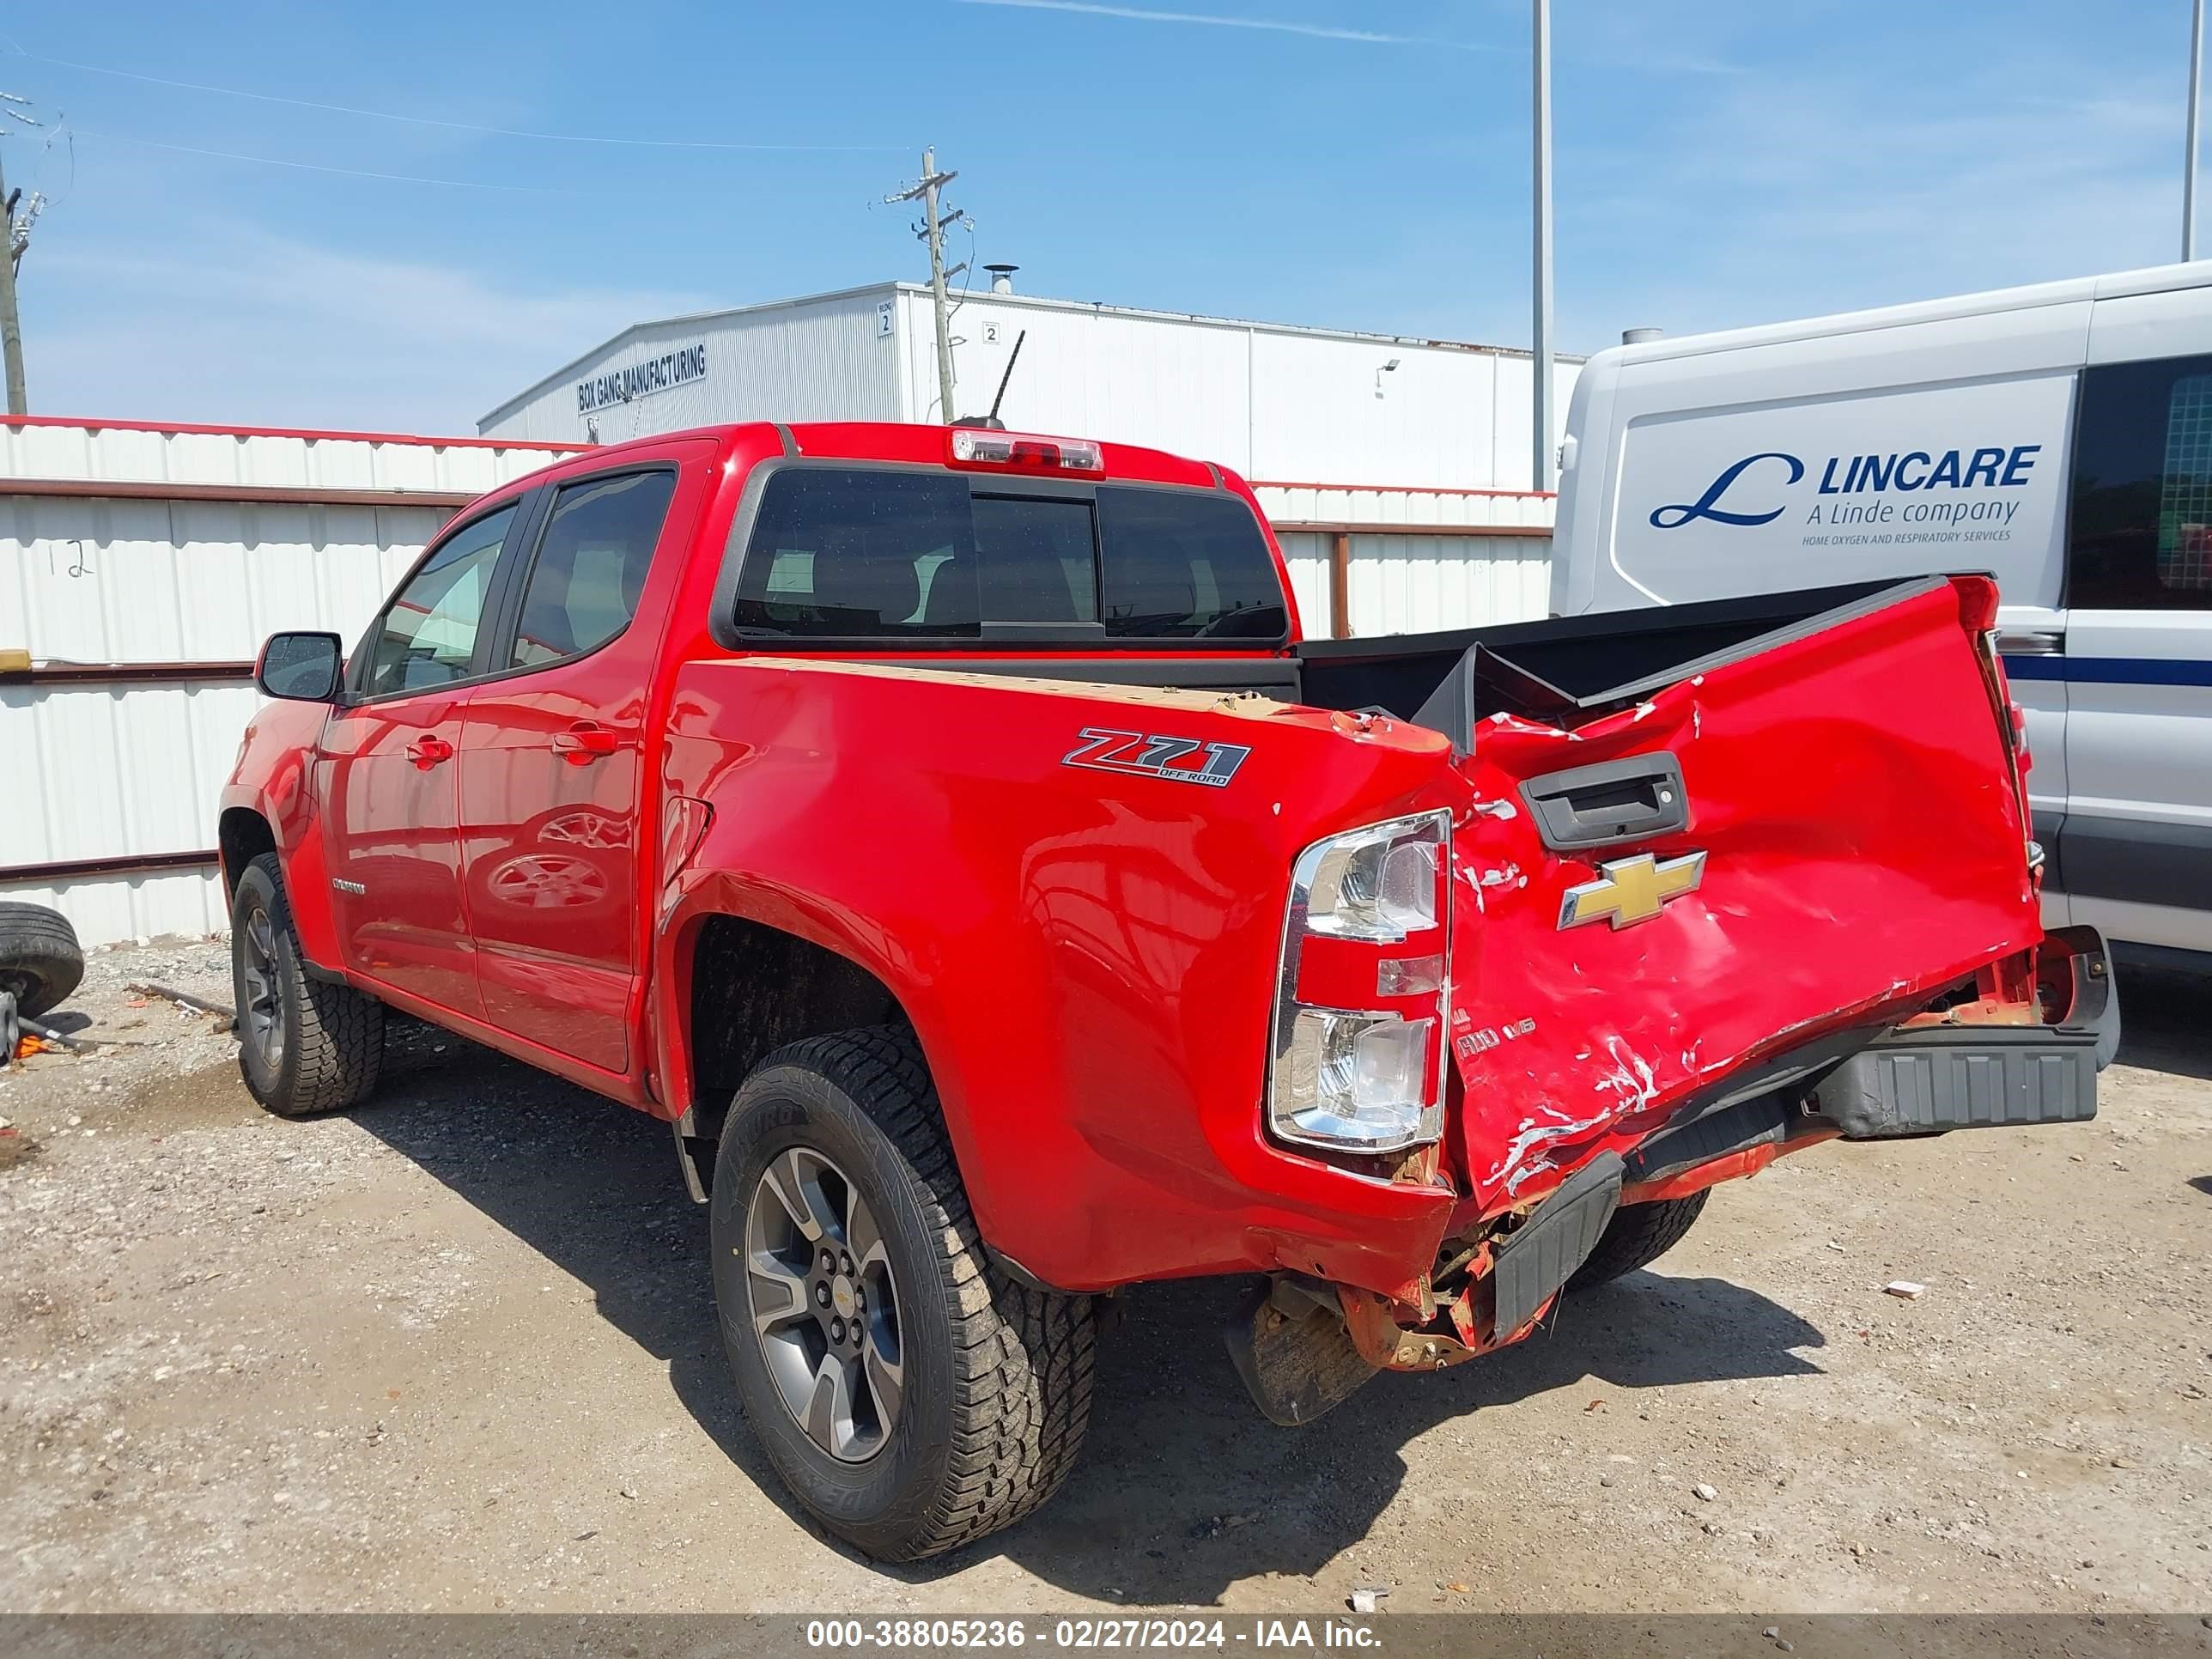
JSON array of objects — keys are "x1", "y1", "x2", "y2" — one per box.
[
  {"x1": 676, "y1": 909, "x2": 919, "y2": 1132},
  {"x1": 217, "y1": 806, "x2": 278, "y2": 902},
  {"x1": 654, "y1": 865, "x2": 964, "y2": 1113},
  {"x1": 216, "y1": 769, "x2": 344, "y2": 974}
]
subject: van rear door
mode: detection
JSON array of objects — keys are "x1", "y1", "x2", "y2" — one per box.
[{"x1": 2054, "y1": 287, "x2": 2212, "y2": 957}]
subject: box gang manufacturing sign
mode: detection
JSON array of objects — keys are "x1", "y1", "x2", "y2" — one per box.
[{"x1": 577, "y1": 343, "x2": 709, "y2": 413}]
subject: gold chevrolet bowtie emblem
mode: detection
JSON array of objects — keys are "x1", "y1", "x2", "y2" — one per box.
[{"x1": 1557, "y1": 850, "x2": 1707, "y2": 931}]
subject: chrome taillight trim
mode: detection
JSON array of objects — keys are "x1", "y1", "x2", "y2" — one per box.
[{"x1": 1265, "y1": 809, "x2": 1453, "y2": 1157}]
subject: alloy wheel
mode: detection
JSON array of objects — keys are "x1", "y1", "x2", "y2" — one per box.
[
  {"x1": 240, "y1": 907, "x2": 285, "y2": 1071},
  {"x1": 744, "y1": 1146, "x2": 904, "y2": 1462}
]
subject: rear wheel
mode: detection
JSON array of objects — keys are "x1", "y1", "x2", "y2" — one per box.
[
  {"x1": 1566, "y1": 1189, "x2": 1711, "y2": 1290},
  {"x1": 0, "y1": 901, "x2": 84, "y2": 1020},
  {"x1": 711, "y1": 1027, "x2": 1095, "y2": 1560},
  {"x1": 230, "y1": 853, "x2": 384, "y2": 1117}
]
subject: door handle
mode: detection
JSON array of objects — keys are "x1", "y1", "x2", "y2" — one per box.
[
  {"x1": 551, "y1": 721, "x2": 618, "y2": 764},
  {"x1": 1519, "y1": 751, "x2": 1689, "y2": 852},
  {"x1": 1996, "y1": 627, "x2": 2064, "y2": 657},
  {"x1": 405, "y1": 735, "x2": 454, "y2": 769}
]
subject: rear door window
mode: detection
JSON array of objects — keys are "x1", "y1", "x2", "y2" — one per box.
[
  {"x1": 2068, "y1": 354, "x2": 2212, "y2": 609},
  {"x1": 731, "y1": 467, "x2": 1286, "y2": 643},
  {"x1": 508, "y1": 470, "x2": 678, "y2": 668}
]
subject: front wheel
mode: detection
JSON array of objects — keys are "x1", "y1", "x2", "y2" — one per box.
[
  {"x1": 231, "y1": 853, "x2": 384, "y2": 1117},
  {"x1": 711, "y1": 1027, "x2": 1096, "y2": 1560}
]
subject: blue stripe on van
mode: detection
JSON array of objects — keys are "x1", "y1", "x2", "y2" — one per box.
[{"x1": 1999, "y1": 654, "x2": 2212, "y2": 687}]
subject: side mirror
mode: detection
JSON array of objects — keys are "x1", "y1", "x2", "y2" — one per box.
[{"x1": 255, "y1": 631, "x2": 344, "y2": 702}]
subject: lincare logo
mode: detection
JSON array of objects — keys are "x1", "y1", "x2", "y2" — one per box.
[
  {"x1": 1649, "y1": 452, "x2": 1803, "y2": 528},
  {"x1": 1650, "y1": 444, "x2": 2043, "y2": 532}
]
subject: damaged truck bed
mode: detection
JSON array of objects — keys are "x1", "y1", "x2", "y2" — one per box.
[{"x1": 222, "y1": 420, "x2": 2108, "y2": 1558}]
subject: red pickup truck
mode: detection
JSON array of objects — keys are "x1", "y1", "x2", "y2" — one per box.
[{"x1": 222, "y1": 420, "x2": 2111, "y2": 1560}]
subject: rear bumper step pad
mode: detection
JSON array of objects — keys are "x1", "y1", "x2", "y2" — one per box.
[{"x1": 1807, "y1": 1024, "x2": 2099, "y2": 1139}]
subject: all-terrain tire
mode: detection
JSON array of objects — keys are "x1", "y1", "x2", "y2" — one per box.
[
  {"x1": 0, "y1": 901, "x2": 85, "y2": 1019},
  {"x1": 1566, "y1": 1189, "x2": 1711, "y2": 1290},
  {"x1": 230, "y1": 852, "x2": 383, "y2": 1117},
  {"x1": 711, "y1": 1026, "x2": 1096, "y2": 1561}
]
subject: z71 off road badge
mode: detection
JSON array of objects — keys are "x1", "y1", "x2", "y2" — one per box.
[{"x1": 1062, "y1": 726, "x2": 1251, "y2": 788}]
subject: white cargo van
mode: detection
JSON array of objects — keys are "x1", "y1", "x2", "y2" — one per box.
[{"x1": 1551, "y1": 261, "x2": 2212, "y2": 968}]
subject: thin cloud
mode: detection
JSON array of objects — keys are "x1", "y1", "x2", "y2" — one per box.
[
  {"x1": 953, "y1": 0, "x2": 1504, "y2": 52},
  {"x1": 8, "y1": 40, "x2": 905, "y2": 152},
  {"x1": 40, "y1": 227, "x2": 709, "y2": 431}
]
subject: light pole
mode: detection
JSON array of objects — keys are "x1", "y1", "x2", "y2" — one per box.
[
  {"x1": 2190, "y1": 0, "x2": 2205, "y2": 260},
  {"x1": 1532, "y1": 0, "x2": 1555, "y2": 491}
]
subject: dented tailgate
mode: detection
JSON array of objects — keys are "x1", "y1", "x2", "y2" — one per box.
[{"x1": 1435, "y1": 575, "x2": 2039, "y2": 1213}]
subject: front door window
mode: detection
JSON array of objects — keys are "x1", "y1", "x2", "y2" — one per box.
[{"x1": 364, "y1": 504, "x2": 515, "y2": 696}]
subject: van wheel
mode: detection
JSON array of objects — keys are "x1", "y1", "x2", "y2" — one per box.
[
  {"x1": 0, "y1": 901, "x2": 84, "y2": 1020},
  {"x1": 711, "y1": 1027, "x2": 1096, "y2": 1561},
  {"x1": 230, "y1": 853, "x2": 384, "y2": 1117},
  {"x1": 1566, "y1": 1189, "x2": 1711, "y2": 1290}
]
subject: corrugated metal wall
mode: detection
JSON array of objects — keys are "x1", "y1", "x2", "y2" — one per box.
[
  {"x1": 5, "y1": 497, "x2": 440, "y2": 667},
  {"x1": 1252, "y1": 483, "x2": 1553, "y2": 533},
  {"x1": 5, "y1": 682, "x2": 264, "y2": 945},
  {"x1": 1273, "y1": 532, "x2": 1335, "y2": 637},
  {"x1": 1270, "y1": 528, "x2": 1552, "y2": 637},
  {"x1": 1259, "y1": 483, "x2": 1552, "y2": 637},
  {"x1": 1345, "y1": 533, "x2": 1551, "y2": 633},
  {"x1": 1, "y1": 422, "x2": 577, "y2": 945},
  {"x1": 0, "y1": 420, "x2": 567, "y2": 496}
]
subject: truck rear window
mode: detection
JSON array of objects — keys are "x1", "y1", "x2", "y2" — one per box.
[{"x1": 731, "y1": 467, "x2": 1289, "y2": 644}]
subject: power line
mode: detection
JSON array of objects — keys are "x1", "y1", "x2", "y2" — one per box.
[
  {"x1": 76, "y1": 129, "x2": 568, "y2": 192},
  {"x1": 9, "y1": 44, "x2": 904, "y2": 154}
]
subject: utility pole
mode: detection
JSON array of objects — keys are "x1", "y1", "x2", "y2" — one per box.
[
  {"x1": 885, "y1": 149, "x2": 965, "y2": 422},
  {"x1": 921, "y1": 149, "x2": 958, "y2": 422},
  {"x1": 0, "y1": 138, "x2": 26, "y2": 414},
  {"x1": 2189, "y1": 0, "x2": 2205, "y2": 260},
  {"x1": 1530, "y1": 0, "x2": 1554, "y2": 492}
]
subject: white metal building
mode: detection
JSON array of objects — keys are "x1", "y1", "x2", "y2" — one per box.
[{"x1": 479, "y1": 281, "x2": 1579, "y2": 642}]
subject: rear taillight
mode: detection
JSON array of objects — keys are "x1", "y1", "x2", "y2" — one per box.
[
  {"x1": 948, "y1": 427, "x2": 1104, "y2": 473},
  {"x1": 1267, "y1": 811, "x2": 1450, "y2": 1156}
]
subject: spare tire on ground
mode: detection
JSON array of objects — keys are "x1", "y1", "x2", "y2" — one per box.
[{"x1": 0, "y1": 901, "x2": 86, "y2": 1019}]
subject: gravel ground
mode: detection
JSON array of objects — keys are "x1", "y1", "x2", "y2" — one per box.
[{"x1": 0, "y1": 939, "x2": 2206, "y2": 1615}]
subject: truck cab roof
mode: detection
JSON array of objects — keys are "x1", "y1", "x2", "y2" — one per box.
[{"x1": 542, "y1": 419, "x2": 1232, "y2": 495}]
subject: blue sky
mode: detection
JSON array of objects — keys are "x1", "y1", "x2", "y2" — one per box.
[{"x1": 2, "y1": 2, "x2": 2202, "y2": 432}]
